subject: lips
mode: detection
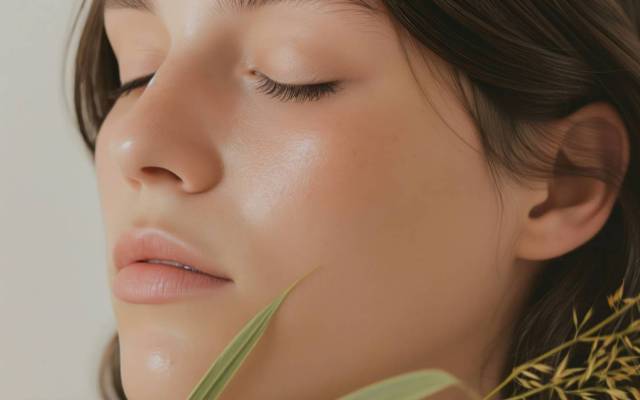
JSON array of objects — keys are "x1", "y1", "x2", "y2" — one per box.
[{"x1": 113, "y1": 228, "x2": 231, "y2": 281}]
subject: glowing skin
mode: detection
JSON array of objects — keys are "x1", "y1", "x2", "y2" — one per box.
[{"x1": 97, "y1": 1, "x2": 630, "y2": 399}]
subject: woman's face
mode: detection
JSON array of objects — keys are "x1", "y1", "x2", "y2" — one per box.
[{"x1": 97, "y1": 0, "x2": 538, "y2": 398}]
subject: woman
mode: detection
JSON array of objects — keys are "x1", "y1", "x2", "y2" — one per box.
[{"x1": 68, "y1": 0, "x2": 639, "y2": 399}]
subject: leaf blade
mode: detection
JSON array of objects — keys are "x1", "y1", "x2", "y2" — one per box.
[
  {"x1": 187, "y1": 265, "x2": 320, "y2": 400},
  {"x1": 337, "y1": 369, "x2": 461, "y2": 400}
]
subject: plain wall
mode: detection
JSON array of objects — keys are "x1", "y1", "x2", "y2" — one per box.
[{"x1": 0, "y1": 1, "x2": 116, "y2": 399}]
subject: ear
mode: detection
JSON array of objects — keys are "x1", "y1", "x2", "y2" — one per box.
[{"x1": 514, "y1": 101, "x2": 630, "y2": 261}]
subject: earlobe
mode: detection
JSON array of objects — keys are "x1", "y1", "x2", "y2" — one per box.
[{"x1": 514, "y1": 102, "x2": 630, "y2": 261}]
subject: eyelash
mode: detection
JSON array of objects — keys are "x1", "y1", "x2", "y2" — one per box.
[{"x1": 106, "y1": 72, "x2": 342, "y2": 103}]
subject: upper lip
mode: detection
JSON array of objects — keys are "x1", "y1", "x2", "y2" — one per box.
[{"x1": 113, "y1": 228, "x2": 232, "y2": 281}]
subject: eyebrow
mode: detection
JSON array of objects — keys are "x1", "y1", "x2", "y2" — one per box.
[{"x1": 103, "y1": 0, "x2": 379, "y2": 14}]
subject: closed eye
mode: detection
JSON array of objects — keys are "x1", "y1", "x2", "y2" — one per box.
[
  {"x1": 107, "y1": 73, "x2": 155, "y2": 101},
  {"x1": 251, "y1": 71, "x2": 342, "y2": 103},
  {"x1": 107, "y1": 71, "x2": 342, "y2": 103}
]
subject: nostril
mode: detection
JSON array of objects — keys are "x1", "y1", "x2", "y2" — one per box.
[
  {"x1": 141, "y1": 166, "x2": 181, "y2": 180},
  {"x1": 139, "y1": 166, "x2": 183, "y2": 185}
]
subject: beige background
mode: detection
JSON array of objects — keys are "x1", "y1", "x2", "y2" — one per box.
[{"x1": 0, "y1": 1, "x2": 115, "y2": 399}]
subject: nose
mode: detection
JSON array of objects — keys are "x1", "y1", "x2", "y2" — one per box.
[{"x1": 108, "y1": 64, "x2": 223, "y2": 195}]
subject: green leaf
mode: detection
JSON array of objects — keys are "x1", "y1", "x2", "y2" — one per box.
[
  {"x1": 187, "y1": 265, "x2": 320, "y2": 400},
  {"x1": 337, "y1": 369, "x2": 461, "y2": 400}
]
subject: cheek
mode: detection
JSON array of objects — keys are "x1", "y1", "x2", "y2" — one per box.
[
  {"x1": 229, "y1": 80, "x2": 502, "y2": 312},
  {"x1": 209, "y1": 82, "x2": 510, "y2": 387}
]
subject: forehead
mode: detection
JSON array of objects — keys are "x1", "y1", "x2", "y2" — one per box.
[{"x1": 103, "y1": 0, "x2": 391, "y2": 45}]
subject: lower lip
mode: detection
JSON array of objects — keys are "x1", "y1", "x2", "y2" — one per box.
[{"x1": 112, "y1": 262, "x2": 232, "y2": 304}]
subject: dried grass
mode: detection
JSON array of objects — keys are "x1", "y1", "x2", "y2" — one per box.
[{"x1": 483, "y1": 281, "x2": 640, "y2": 400}]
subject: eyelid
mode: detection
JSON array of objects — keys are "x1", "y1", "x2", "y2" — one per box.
[
  {"x1": 106, "y1": 71, "x2": 342, "y2": 103},
  {"x1": 250, "y1": 70, "x2": 335, "y2": 87}
]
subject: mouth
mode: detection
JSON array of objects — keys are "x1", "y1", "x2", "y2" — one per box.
[
  {"x1": 113, "y1": 227, "x2": 232, "y2": 281},
  {"x1": 111, "y1": 228, "x2": 233, "y2": 304}
]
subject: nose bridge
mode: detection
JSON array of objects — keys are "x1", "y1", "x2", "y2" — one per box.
[{"x1": 110, "y1": 56, "x2": 223, "y2": 194}]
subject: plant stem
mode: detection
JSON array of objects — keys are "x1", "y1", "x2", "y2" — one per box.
[{"x1": 576, "y1": 325, "x2": 640, "y2": 342}]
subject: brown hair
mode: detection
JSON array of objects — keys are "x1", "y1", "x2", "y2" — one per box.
[{"x1": 67, "y1": 0, "x2": 640, "y2": 398}]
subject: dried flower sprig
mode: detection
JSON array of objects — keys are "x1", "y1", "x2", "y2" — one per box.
[{"x1": 483, "y1": 280, "x2": 640, "y2": 400}]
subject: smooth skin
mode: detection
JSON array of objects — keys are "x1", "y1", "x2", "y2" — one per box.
[{"x1": 97, "y1": 1, "x2": 630, "y2": 399}]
